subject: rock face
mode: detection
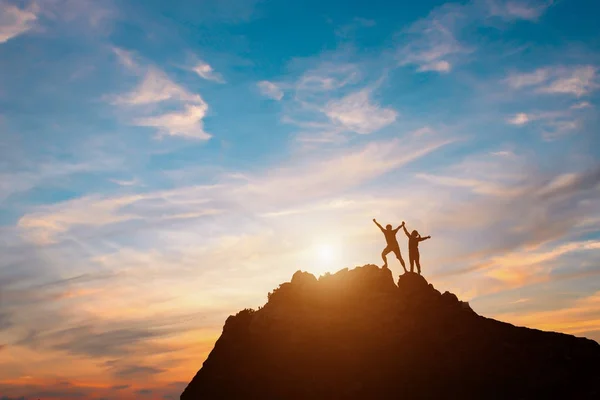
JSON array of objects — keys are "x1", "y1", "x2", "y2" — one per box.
[{"x1": 181, "y1": 265, "x2": 600, "y2": 399}]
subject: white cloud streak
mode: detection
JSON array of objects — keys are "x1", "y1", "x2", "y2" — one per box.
[
  {"x1": 507, "y1": 112, "x2": 530, "y2": 125},
  {"x1": 506, "y1": 66, "x2": 598, "y2": 96},
  {"x1": 134, "y1": 104, "x2": 210, "y2": 140},
  {"x1": 398, "y1": 0, "x2": 552, "y2": 74},
  {"x1": 398, "y1": 6, "x2": 468, "y2": 74},
  {"x1": 257, "y1": 81, "x2": 284, "y2": 100},
  {"x1": 112, "y1": 65, "x2": 211, "y2": 140},
  {"x1": 324, "y1": 89, "x2": 397, "y2": 134},
  {"x1": 486, "y1": 0, "x2": 552, "y2": 21},
  {"x1": 0, "y1": 2, "x2": 38, "y2": 43},
  {"x1": 16, "y1": 136, "x2": 455, "y2": 244},
  {"x1": 193, "y1": 60, "x2": 225, "y2": 83}
]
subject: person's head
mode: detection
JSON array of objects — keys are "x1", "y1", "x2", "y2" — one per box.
[
  {"x1": 411, "y1": 230, "x2": 419, "y2": 238},
  {"x1": 386, "y1": 224, "x2": 392, "y2": 230}
]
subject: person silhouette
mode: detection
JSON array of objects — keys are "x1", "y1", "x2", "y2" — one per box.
[
  {"x1": 402, "y1": 221, "x2": 431, "y2": 275},
  {"x1": 373, "y1": 219, "x2": 407, "y2": 272}
]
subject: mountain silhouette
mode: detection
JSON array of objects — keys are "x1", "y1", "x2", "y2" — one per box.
[{"x1": 181, "y1": 265, "x2": 600, "y2": 399}]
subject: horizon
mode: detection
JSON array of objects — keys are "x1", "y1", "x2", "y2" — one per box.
[{"x1": 1, "y1": 0, "x2": 600, "y2": 399}]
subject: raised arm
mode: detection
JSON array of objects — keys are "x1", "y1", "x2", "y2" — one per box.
[
  {"x1": 373, "y1": 219, "x2": 384, "y2": 232},
  {"x1": 402, "y1": 223, "x2": 410, "y2": 238},
  {"x1": 393, "y1": 221, "x2": 405, "y2": 233},
  {"x1": 419, "y1": 235, "x2": 431, "y2": 242}
]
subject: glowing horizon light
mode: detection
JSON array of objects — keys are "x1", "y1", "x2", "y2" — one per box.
[
  {"x1": 317, "y1": 243, "x2": 336, "y2": 264},
  {"x1": 312, "y1": 241, "x2": 341, "y2": 275}
]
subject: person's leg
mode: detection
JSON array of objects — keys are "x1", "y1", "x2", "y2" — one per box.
[
  {"x1": 381, "y1": 247, "x2": 391, "y2": 268},
  {"x1": 394, "y1": 247, "x2": 407, "y2": 273},
  {"x1": 415, "y1": 251, "x2": 421, "y2": 275},
  {"x1": 409, "y1": 251, "x2": 415, "y2": 273}
]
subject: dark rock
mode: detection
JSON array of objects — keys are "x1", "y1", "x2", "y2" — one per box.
[{"x1": 181, "y1": 265, "x2": 600, "y2": 400}]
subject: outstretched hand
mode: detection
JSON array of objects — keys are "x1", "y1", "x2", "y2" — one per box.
[
  {"x1": 373, "y1": 218, "x2": 377, "y2": 222},
  {"x1": 401, "y1": 221, "x2": 405, "y2": 226}
]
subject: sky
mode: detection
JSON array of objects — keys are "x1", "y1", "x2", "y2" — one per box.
[{"x1": 1, "y1": 0, "x2": 600, "y2": 398}]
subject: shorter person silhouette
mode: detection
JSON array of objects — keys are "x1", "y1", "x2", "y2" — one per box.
[
  {"x1": 373, "y1": 219, "x2": 407, "y2": 272},
  {"x1": 402, "y1": 221, "x2": 431, "y2": 275}
]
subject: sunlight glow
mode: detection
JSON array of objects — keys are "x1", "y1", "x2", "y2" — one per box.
[
  {"x1": 311, "y1": 241, "x2": 341, "y2": 275},
  {"x1": 317, "y1": 243, "x2": 336, "y2": 263}
]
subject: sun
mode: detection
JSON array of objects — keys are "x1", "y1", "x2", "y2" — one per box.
[
  {"x1": 316, "y1": 243, "x2": 336, "y2": 264},
  {"x1": 311, "y1": 241, "x2": 341, "y2": 275}
]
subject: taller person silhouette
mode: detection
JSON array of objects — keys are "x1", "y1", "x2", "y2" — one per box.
[
  {"x1": 373, "y1": 219, "x2": 407, "y2": 272},
  {"x1": 402, "y1": 222, "x2": 431, "y2": 275}
]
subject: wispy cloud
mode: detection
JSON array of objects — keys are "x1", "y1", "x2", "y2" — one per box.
[
  {"x1": 296, "y1": 63, "x2": 360, "y2": 93},
  {"x1": 495, "y1": 290, "x2": 600, "y2": 339},
  {"x1": 571, "y1": 101, "x2": 592, "y2": 110},
  {"x1": 507, "y1": 112, "x2": 530, "y2": 125},
  {"x1": 114, "y1": 67, "x2": 202, "y2": 105},
  {"x1": 335, "y1": 17, "x2": 376, "y2": 38},
  {"x1": 485, "y1": 0, "x2": 552, "y2": 21},
  {"x1": 112, "y1": 62, "x2": 211, "y2": 140},
  {"x1": 275, "y1": 61, "x2": 393, "y2": 141},
  {"x1": 192, "y1": 60, "x2": 225, "y2": 83},
  {"x1": 110, "y1": 178, "x2": 139, "y2": 187},
  {"x1": 505, "y1": 106, "x2": 588, "y2": 139},
  {"x1": 16, "y1": 135, "x2": 454, "y2": 245},
  {"x1": 398, "y1": 4, "x2": 468, "y2": 74},
  {"x1": 423, "y1": 157, "x2": 600, "y2": 284},
  {"x1": 257, "y1": 80, "x2": 284, "y2": 100},
  {"x1": 134, "y1": 104, "x2": 210, "y2": 140},
  {"x1": 324, "y1": 89, "x2": 397, "y2": 134},
  {"x1": 398, "y1": 0, "x2": 552, "y2": 74},
  {"x1": 538, "y1": 66, "x2": 598, "y2": 96},
  {"x1": 506, "y1": 65, "x2": 598, "y2": 96},
  {"x1": 112, "y1": 46, "x2": 141, "y2": 71},
  {"x1": 0, "y1": 2, "x2": 38, "y2": 43}
]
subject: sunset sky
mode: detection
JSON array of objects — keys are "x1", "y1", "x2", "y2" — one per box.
[{"x1": 1, "y1": 0, "x2": 600, "y2": 398}]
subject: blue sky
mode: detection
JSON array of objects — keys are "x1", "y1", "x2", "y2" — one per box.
[{"x1": 1, "y1": 0, "x2": 600, "y2": 399}]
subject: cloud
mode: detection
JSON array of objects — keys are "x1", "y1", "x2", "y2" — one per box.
[
  {"x1": 0, "y1": 153, "x2": 123, "y2": 202},
  {"x1": 16, "y1": 136, "x2": 454, "y2": 245},
  {"x1": 505, "y1": 109, "x2": 582, "y2": 139},
  {"x1": 418, "y1": 60, "x2": 451, "y2": 73},
  {"x1": 0, "y1": 2, "x2": 38, "y2": 44},
  {"x1": 398, "y1": 0, "x2": 552, "y2": 74},
  {"x1": 324, "y1": 89, "x2": 397, "y2": 134},
  {"x1": 0, "y1": 311, "x2": 13, "y2": 330},
  {"x1": 538, "y1": 66, "x2": 598, "y2": 96},
  {"x1": 112, "y1": 46, "x2": 142, "y2": 72},
  {"x1": 17, "y1": 189, "x2": 223, "y2": 245},
  {"x1": 506, "y1": 68, "x2": 550, "y2": 88},
  {"x1": 296, "y1": 63, "x2": 360, "y2": 93},
  {"x1": 134, "y1": 104, "x2": 211, "y2": 140},
  {"x1": 507, "y1": 112, "x2": 530, "y2": 125},
  {"x1": 494, "y1": 290, "x2": 600, "y2": 339},
  {"x1": 107, "y1": 363, "x2": 166, "y2": 378},
  {"x1": 422, "y1": 159, "x2": 600, "y2": 282},
  {"x1": 192, "y1": 60, "x2": 225, "y2": 83},
  {"x1": 335, "y1": 17, "x2": 376, "y2": 38},
  {"x1": 571, "y1": 101, "x2": 592, "y2": 110},
  {"x1": 259, "y1": 62, "x2": 382, "y2": 141},
  {"x1": 110, "y1": 178, "x2": 139, "y2": 187},
  {"x1": 257, "y1": 80, "x2": 284, "y2": 100},
  {"x1": 485, "y1": 0, "x2": 551, "y2": 21},
  {"x1": 506, "y1": 66, "x2": 598, "y2": 96},
  {"x1": 112, "y1": 66, "x2": 211, "y2": 140},
  {"x1": 114, "y1": 68, "x2": 201, "y2": 105},
  {"x1": 398, "y1": 4, "x2": 468, "y2": 74}
]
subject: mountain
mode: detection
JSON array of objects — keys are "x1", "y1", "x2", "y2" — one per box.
[{"x1": 181, "y1": 265, "x2": 600, "y2": 399}]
